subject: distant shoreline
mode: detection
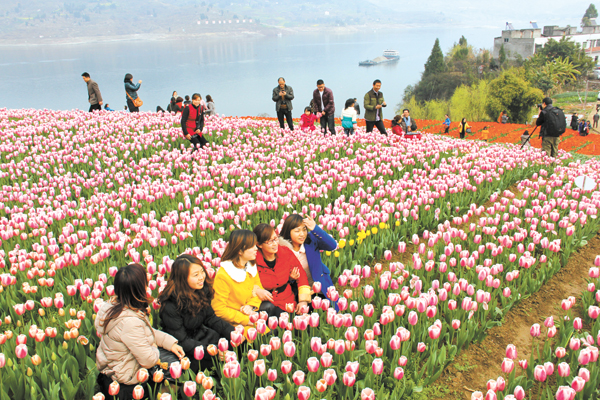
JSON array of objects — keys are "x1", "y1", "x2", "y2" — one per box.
[{"x1": 0, "y1": 23, "x2": 439, "y2": 47}]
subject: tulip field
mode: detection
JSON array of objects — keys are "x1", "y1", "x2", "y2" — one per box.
[{"x1": 1, "y1": 108, "x2": 600, "y2": 400}]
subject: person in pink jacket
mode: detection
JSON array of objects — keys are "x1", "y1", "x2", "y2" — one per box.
[{"x1": 96, "y1": 263, "x2": 185, "y2": 400}]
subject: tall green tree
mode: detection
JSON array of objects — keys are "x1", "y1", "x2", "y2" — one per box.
[
  {"x1": 486, "y1": 70, "x2": 543, "y2": 124},
  {"x1": 582, "y1": 4, "x2": 598, "y2": 26},
  {"x1": 423, "y1": 38, "x2": 445, "y2": 77},
  {"x1": 525, "y1": 37, "x2": 594, "y2": 79},
  {"x1": 499, "y1": 44, "x2": 507, "y2": 65}
]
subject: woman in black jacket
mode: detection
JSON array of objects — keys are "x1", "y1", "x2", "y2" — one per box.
[{"x1": 158, "y1": 254, "x2": 239, "y2": 372}]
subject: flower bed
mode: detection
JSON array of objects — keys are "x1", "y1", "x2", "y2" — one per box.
[{"x1": 0, "y1": 109, "x2": 599, "y2": 400}]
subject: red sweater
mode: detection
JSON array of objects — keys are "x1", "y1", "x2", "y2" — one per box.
[
  {"x1": 300, "y1": 114, "x2": 318, "y2": 131},
  {"x1": 256, "y1": 246, "x2": 311, "y2": 310}
]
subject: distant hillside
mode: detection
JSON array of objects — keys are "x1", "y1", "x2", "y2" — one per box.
[{"x1": 0, "y1": 0, "x2": 402, "y2": 43}]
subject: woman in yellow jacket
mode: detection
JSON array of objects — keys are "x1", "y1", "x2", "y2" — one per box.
[
  {"x1": 212, "y1": 230, "x2": 283, "y2": 336},
  {"x1": 459, "y1": 118, "x2": 470, "y2": 139}
]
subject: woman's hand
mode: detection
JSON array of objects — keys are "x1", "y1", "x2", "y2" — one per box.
[
  {"x1": 138, "y1": 80, "x2": 142, "y2": 84},
  {"x1": 289, "y1": 267, "x2": 300, "y2": 280},
  {"x1": 254, "y1": 286, "x2": 274, "y2": 302},
  {"x1": 240, "y1": 305, "x2": 254, "y2": 315},
  {"x1": 170, "y1": 344, "x2": 185, "y2": 359},
  {"x1": 303, "y1": 215, "x2": 317, "y2": 231},
  {"x1": 185, "y1": 134, "x2": 192, "y2": 140},
  {"x1": 295, "y1": 302, "x2": 308, "y2": 314},
  {"x1": 195, "y1": 129, "x2": 201, "y2": 134}
]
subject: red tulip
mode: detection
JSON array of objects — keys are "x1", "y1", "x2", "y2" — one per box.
[
  {"x1": 132, "y1": 385, "x2": 144, "y2": 400},
  {"x1": 136, "y1": 368, "x2": 149, "y2": 383}
]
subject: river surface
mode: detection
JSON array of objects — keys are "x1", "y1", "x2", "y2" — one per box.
[{"x1": 0, "y1": 26, "x2": 497, "y2": 116}]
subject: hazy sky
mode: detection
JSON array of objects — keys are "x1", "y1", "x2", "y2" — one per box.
[{"x1": 373, "y1": 0, "x2": 588, "y2": 29}]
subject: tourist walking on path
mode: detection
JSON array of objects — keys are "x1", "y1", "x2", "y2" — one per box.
[
  {"x1": 399, "y1": 108, "x2": 417, "y2": 134},
  {"x1": 312, "y1": 79, "x2": 336, "y2": 135},
  {"x1": 340, "y1": 99, "x2": 358, "y2": 136},
  {"x1": 536, "y1": 97, "x2": 563, "y2": 158},
  {"x1": 181, "y1": 93, "x2": 207, "y2": 152},
  {"x1": 82, "y1": 72, "x2": 103, "y2": 112},
  {"x1": 593, "y1": 112, "x2": 599, "y2": 129},
  {"x1": 205, "y1": 95, "x2": 216, "y2": 116},
  {"x1": 272, "y1": 77, "x2": 294, "y2": 130},
  {"x1": 459, "y1": 118, "x2": 470, "y2": 139},
  {"x1": 363, "y1": 79, "x2": 387, "y2": 135},
  {"x1": 443, "y1": 114, "x2": 451, "y2": 134},
  {"x1": 124, "y1": 73, "x2": 142, "y2": 113}
]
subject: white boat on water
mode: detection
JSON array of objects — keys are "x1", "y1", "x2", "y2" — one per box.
[{"x1": 359, "y1": 50, "x2": 400, "y2": 66}]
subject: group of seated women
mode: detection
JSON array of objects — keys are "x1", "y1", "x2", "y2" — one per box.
[{"x1": 95, "y1": 214, "x2": 338, "y2": 400}]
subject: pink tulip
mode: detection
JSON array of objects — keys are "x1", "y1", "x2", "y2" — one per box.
[
  {"x1": 513, "y1": 386, "x2": 525, "y2": 400},
  {"x1": 361, "y1": 388, "x2": 375, "y2": 400},
  {"x1": 530, "y1": 323, "x2": 540, "y2": 337},
  {"x1": 183, "y1": 381, "x2": 197, "y2": 397},
  {"x1": 573, "y1": 317, "x2": 582, "y2": 330},
  {"x1": 108, "y1": 381, "x2": 120, "y2": 396},
  {"x1": 323, "y1": 368, "x2": 337, "y2": 386},
  {"x1": 281, "y1": 360, "x2": 292, "y2": 375},
  {"x1": 533, "y1": 365, "x2": 546, "y2": 382},
  {"x1": 293, "y1": 370, "x2": 305, "y2": 385},
  {"x1": 254, "y1": 360, "x2": 266, "y2": 376},
  {"x1": 320, "y1": 352, "x2": 333, "y2": 368},
  {"x1": 343, "y1": 371, "x2": 356, "y2": 386},
  {"x1": 417, "y1": 342, "x2": 426, "y2": 353},
  {"x1": 571, "y1": 376, "x2": 585, "y2": 392},
  {"x1": 372, "y1": 358, "x2": 383, "y2": 375},
  {"x1": 506, "y1": 344, "x2": 517, "y2": 360},
  {"x1": 555, "y1": 386, "x2": 576, "y2": 400},
  {"x1": 15, "y1": 344, "x2": 28, "y2": 359},
  {"x1": 307, "y1": 357, "x2": 320, "y2": 372},
  {"x1": 223, "y1": 361, "x2": 241, "y2": 378},
  {"x1": 170, "y1": 362, "x2": 182, "y2": 379},
  {"x1": 132, "y1": 385, "x2": 144, "y2": 400},
  {"x1": 267, "y1": 369, "x2": 277, "y2": 382},
  {"x1": 136, "y1": 368, "x2": 149, "y2": 383},
  {"x1": 298, "y1": 386, "x2": 310, "y2": 400},
  {"x1": 393, "y1": 367, "x2": 404, "y2": 380},
  {"x1": 283, "y1": 341, "x2": 296, "y2": 357},
  {"x1": 501, "y1": 358, "x2": 514, "y2": 374},
  {"x1": 558, "y1": 362, "x2": 570, "y2": 377}
]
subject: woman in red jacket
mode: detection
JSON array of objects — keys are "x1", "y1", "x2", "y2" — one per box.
[
  {"x1": 253, "y1": 224, "x2": 311, "y2": 314},
  {"x1": 181, "y1": 93, "x2": 207, "y2": 152}
]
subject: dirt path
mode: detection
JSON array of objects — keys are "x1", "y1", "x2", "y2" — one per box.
[{"x1": 435, "y1": 228, "x2": 600, "y2": 399}]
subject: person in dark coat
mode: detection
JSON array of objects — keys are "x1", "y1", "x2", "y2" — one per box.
[
  {"x1": 124, "y1": 73, "x2": 142, "y2": 113},
  {"x1": 312, "y1": 79, "x2": 336, "y2": 135},
  {"x1": 570, "y1": 113, "x2": 579, "y2": 131},
  {"x1": 272, "y1": 77, "x2": 295, "y2": 130},
  {"x1": 353, "y1": 98, "x2": 360, "y2": 117},
  {"x1": 82, "y1": 72, "x2": 103, "y2": 112},
  {"x1": 181, "y1": 93, "x2": 207, "y2": 152},
  {"x1": 158, "y1": 254, "x2": 238, "y2": 372}
]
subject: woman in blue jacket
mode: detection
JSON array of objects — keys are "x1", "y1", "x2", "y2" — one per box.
[
  {"x1": 124, "y1": 73, "x2": 142, "y2": 113},
  {"x1": 279, "y1": 214, "x2": 338, "y2": 310}
]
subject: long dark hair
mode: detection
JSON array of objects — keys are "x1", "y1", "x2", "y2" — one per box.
[
  {"x1": 158, "y1": 255, "x2": 214, "y2": 315},
  {"x1": 221, "y1": 230, "x2": 257, "y2": 267},
  {"x1": 206, "y1": 95, "x2": 214, "y2": 103},
  {"x1": 124, "y1": 73, "x2": 133, "y2": 83},
  {"x1": 100, "y1": 263, "x2": 150, "y2": 328},
  {"x1": 344, "y1": 98, "x2": 355, "y2": 110},
  {"x1": 280, "y1": 214, "x2": 312, "y2": 245}
]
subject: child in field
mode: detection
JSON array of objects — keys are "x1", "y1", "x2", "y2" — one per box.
[
  {"x1": 340, "y1": 98, "x2": 358, "y2": 136},
  {"x1": 391, "y1": 115, "x2": 404, "y2": 137},
  {"x1": 481, "y1": 126, "x2": 489, "y2": 142},
  {"x1": 299, "y1": 107, "x2": 319, "y2": 132}
]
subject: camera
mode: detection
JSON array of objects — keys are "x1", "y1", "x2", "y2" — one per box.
[{"x1": 537, "y1": 104, "x2": 543, "y2": 110}]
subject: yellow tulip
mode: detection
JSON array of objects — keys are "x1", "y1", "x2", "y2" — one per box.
[
  {"x1": 338, "y1": 240, "x2": 346, "y2": 249},
  {"x1": 379, "y1": 222, "x2": 385, "y2": 229},
  {"x1": 395, "y1": 220, "x2": 400, "y2": 226},
  {"x1": 371, "y1": 227, "x2": 378, "y2": 235},
  {"x1": 326, "y1": 251, "x2": 332, "y2": 256},
  {"x1": 334, "y1": 251, "x2": 339, "y2": 258},
  {"x1": 349, "y1": 239, "x2": 355, "y2": 246}
]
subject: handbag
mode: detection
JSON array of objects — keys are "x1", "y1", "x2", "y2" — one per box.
[
  {"x1": 466, "y1": 128, "x2": 472, "y2": 134},
  {"x1": 126, "y1": 91, "x2": 143, "y2": 108}
]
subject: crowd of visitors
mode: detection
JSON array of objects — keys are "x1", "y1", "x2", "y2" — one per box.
[
  {"x1": 80, "y1": 73, "x2": 575, "y2": 159},
  {"x1": 95, "y1": 215, "x2": 338, "y2": 399}
]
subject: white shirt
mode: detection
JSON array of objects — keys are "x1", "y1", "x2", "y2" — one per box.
[
  {"x1": 292, "y1": 244, "x2": 313, "y2": 285},
  {"x1": 319, "y1": 90, "x2": 325, "y2": 112}
]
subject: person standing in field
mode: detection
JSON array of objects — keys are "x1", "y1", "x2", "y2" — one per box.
[
  {"x1": 458, "y1": 118, "x2": 470, "y2": 139},
  {"x1": 593, "y1": 112, "x2": 599, "y2": 129},
  {"x1": 363, "y1": 79, "x2": 387, "y2": 135},
  {"x1": 443, "y1": 114, "x2": 451, "y2": 134},
  {"x1": 124, "y1": 73, "x2": 142, "y2": 113},
  {"x1": 82, "y1": 72, "x2": 103, "y2": 112},
  {"x1": 340, "y1": 99, "x2": 358, "y2": 136},
  {"x1": 272, "y1": 77, "x2": 295, "y2": 130},
  {"x1": 312, "y1": 79, "x2": 336, "y2": 135}
]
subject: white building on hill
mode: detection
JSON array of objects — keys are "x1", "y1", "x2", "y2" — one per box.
[{"x1": 493, "y1": 21, "x2": 600, "y2": 62}]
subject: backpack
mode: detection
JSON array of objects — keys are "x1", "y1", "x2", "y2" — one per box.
[{"x1": 543, "y1": 106, "x2": 566, "y2": 137}]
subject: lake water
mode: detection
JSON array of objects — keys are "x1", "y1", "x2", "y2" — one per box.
[{"x1": 0, "y1": 26, "x2": 498, "y2": 117}]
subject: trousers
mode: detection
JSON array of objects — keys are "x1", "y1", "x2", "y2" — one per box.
[
  {"x1": 365, "y1": 120, "x2": 387, "y2": 135},
  {"x1": 277, "y1": 109, "x2": 294, "y2": 130}
]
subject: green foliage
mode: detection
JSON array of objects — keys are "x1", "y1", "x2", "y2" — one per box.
[
  {"x1": 525, "y1": 37, "x2": 595, "y2": 78},
  {"x1": 423, "y1": 38, "x2": 445, "y2": 78},
  {"x1": 450, "y1": 80, "x2": 490, "y2": 122},
  {"x1": 499, "y1": 44, "x2": 507, "y2": 65},
  {"x1": 486, "y1": 69, "x2": 544, "y2": 123},
  {"x1": 582, "y1": 3, "x2": 598, "y2": 26},
  {"x1": 412, "y1": 73, "x2": 468, "y2": 102}
]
